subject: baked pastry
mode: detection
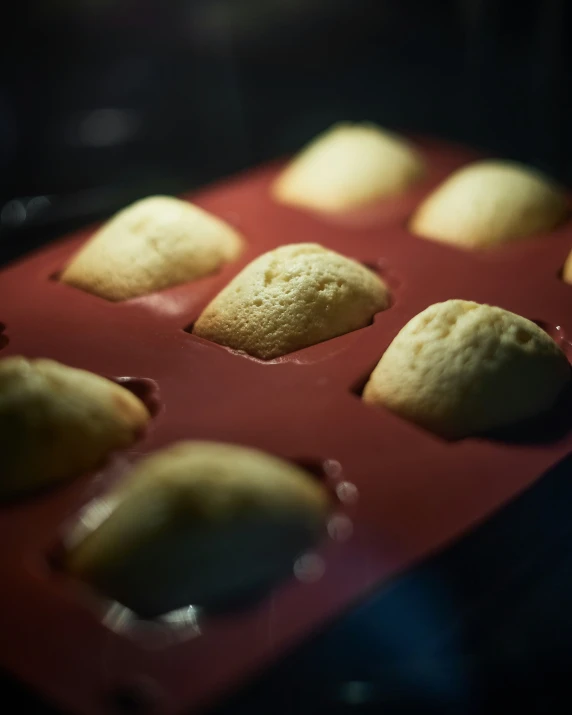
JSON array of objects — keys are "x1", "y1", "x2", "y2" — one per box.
[
  {"x1": 193, "y1": 243, "x2": 389, "y2": 359},
  {"x1": 363, "y1": 300, "x2": 570, "y2": 439},
  {"x1": 60, "y1": 196, "x2": 244, "y2": 301},
  {"x1": 410, "y1": 160, "x2": 567, "y2": 248},
  {"x1": 272, "y1": 122, "x2": 425, "y2": 213},
  {"x1": 562, "y1": 248, "x2": 572, "y2": 284},
  {"x1": 65, "y1": 441, "x2": 330, "y2": 616},
  {"x1": 0, "y1": 357, "x2": 150, "y2": 499}
]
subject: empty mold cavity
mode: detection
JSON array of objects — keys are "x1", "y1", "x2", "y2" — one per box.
[{"x1": 111, "y1": 377, "x2": 162, "y2": 418}]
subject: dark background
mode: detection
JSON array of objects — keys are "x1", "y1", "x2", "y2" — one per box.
[
  {"x1": 2, "y1": 0, "x2": 572, "y2": 260},
  {"x1": 2, "y1": 1, "x2": 572, "y2": 713}
]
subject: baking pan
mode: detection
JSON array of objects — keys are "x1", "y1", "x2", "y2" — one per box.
[{"x1": 0, "y1": 137, "x2": 570, "y2": 715}]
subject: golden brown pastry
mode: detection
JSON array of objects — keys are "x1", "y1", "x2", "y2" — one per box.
[
  {"x1": 60, "y1": 196, "x2": 244, "y2": 301},
  {"x1": 193, "y1": 243, "x2": 389, "y2": 359},
  {"x1": 272, "y1": 122, "x2": 425, "y2": 213},
  {"x1": 363, "y1": 300, "x2": 570, "y2": 439},
  {"x1": 0, "y1": 357, "x2": 150, "y2": 498},
  {"x1": 65, "y1": 441, "x2": 330, "y2": 616},
  {"x1": 410, "y1": 160, "x2": 567, "y2": 248}
]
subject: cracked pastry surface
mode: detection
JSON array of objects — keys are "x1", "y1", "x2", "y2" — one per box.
[
  {"x1": 61, "y1": 196, "x2": 244, "y2": 301},
  {"x1": 363, "y1": 300, "x2": 570, "y2": 439},
  {"x1": 193, "y1": 243, "x2": 390, "y2": 359}
]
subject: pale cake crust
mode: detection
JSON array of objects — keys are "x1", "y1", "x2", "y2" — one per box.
[
  {"x1": 0, "y1": 357, "x2": 150, "y2": 498},
  {"x1": 410, "y1": 160, "x2": 567, "y2": 249},
  {"x1": 65, "y1": 441, "x2": 331, "y2": 616},
  {"x1": 562, "y1": 249, "x2": 572, "y2": 285},
  {"x1": 272, "y1": 122, "x2": 425, "y2": 213},
  {"x1": 60, "y1": 196, "x2": 244, "y2": 301},
  {"x1": 193, "y1": 243, "x2": 390, "y2": 359},
  {"x1": 363, "y1": 300, "x2": 570, "y2": 439}
]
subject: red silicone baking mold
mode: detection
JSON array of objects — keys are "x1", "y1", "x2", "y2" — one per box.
[{"x1": 0, "y1": 137, "x2": 571, "y2": 715}]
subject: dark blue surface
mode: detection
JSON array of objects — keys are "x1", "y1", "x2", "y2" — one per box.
[{"x1": 209, "y1": 454, "x2": 572, "y2": 714}]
